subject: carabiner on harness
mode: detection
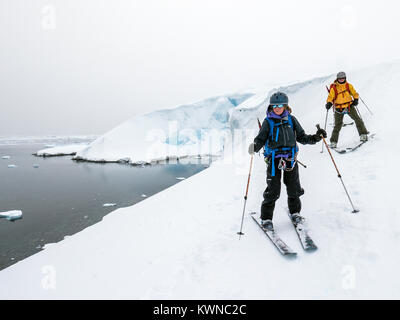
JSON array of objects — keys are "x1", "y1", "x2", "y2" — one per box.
[
  {"x1": 278, "y1": 157, "x2": 297, "y2": 172},
  {"x1": 334, "y1": 107, "x2": 349, "y2": 115},
  {"x1": 278, "y1": 158, "x2": 287, "y2": 171}
]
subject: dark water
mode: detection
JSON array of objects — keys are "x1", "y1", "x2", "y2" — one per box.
[{"x1": 0, "y1": 144, "x2": 209, "y2": 270}]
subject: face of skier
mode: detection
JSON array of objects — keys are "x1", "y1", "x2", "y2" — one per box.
[
  {"x1": 272, "y1": 104, "x2": 285, "y2": 115},
  {"x1": 337, "y1": 77, "x2": 346, "y2": 84}
]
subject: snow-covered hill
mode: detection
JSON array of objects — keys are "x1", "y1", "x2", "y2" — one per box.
[
  {"x1": 1, "y1": 61, "x2": 399, "y2": 299},
  {"x1": 73, "y1": 92, "x2": 254, "y2": 164}
]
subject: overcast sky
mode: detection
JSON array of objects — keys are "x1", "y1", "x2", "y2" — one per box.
[{"x1": 1, "y1": 0, "x2": 399, "y2": 136}]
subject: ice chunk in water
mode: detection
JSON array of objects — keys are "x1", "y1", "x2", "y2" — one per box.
[
  {"x1": 0, "y1": 210, "x2": 23, "y2": 221},
  {"x1": 103, "y1": 203, "x2": 117, "y2": 207},
  {"x1": 2, "y1": 156, "x2": 11, "y2": 159},
  {"x1": 7, "y1": 164, "x2": 17, "y2": 168}
]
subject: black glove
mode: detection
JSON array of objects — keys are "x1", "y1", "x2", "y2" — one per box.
[
  {"x1": 248, "y1": 143, "x2": 256, "y2": 155},
  {"x1": 351, "y1": 98, "x2": 359, "y2": 107},
  {"x1": 325, "y1": 102, "x2": 333, "y2": 110},
  {"x1": 312, "y1": 134, "x2": 322, "y2": 142},
  {"x1": 314, "y1": 128, "x2": 327, "y2": 143},
  {"x1": 312, "y1": 134, "x2": 321, "y2": 142},
  {"x1": 316, "y1": 128, "x2": 327, "y2": 138}
]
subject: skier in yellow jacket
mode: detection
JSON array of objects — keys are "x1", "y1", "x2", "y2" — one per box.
[{"x1": 325, "y1": 71, "x2": 368, "y2": 148}]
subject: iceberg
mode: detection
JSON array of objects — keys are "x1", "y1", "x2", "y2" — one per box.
[
  {"x1": 73, "y1": 92, "x2": 255, "y2": 164},
  {"x1": 0, "y1": 210, "x2": 23, "y2": 221},
  {"x1": 34, "y1": 144, "x2": 89, "y2": 157},
  {"x1": 103, "y1": 203, "x2": 117, "y2": 207}
]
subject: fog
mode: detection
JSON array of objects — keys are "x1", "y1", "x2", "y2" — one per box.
[{"x1": 1, "y1": 0, "x2": 399, "y2": 136}]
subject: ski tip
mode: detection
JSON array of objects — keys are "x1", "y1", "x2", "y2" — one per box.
[
  {"x1": 305, "y1": 246, "x2": 318, "y2": 252},
  {"x1": 284, "y1": 252, "x2": 298, "y2": 259}
]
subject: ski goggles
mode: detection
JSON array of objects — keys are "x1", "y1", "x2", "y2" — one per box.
[{"x1": 272, "y1": 104, "x2": 286, "y2": 109}]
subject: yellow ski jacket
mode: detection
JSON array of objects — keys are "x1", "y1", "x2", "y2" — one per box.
[{"x1": 327, "y1": 81, "x2": 359, "y2": 109}]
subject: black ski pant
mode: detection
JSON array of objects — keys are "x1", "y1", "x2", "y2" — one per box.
[
  {"x1": 330, "y1": 107, "x2": 368, "y2": 143},
  {"x1": 261, "y1": 158, "x2": 304, "y2": 221}
]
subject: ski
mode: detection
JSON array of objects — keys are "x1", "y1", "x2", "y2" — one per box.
[
  {"x1": 288, "y1": 214, "x2": 317, "y2": 252},
  {"x1": 251, "y1": 213, "x2": 297, "y2": 258},
  {"x1": 333, "y1": 133, "x2": 376, "y2": 154},
  {"x1": 333, "y1": 147, "x2": 351, "y2": 154},
  {"x1": 330, "y1": 122, "x2": 354, "y2": 127}
]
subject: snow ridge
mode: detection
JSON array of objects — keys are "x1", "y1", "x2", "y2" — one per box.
[{"x1": 73, "y1": 92, "x2": 255, "y2": 164}]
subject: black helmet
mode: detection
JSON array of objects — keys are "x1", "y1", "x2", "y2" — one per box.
[
  {"x1": 269, "y1": 92, "x2": 288, "y2": 105},
  {"x1": 337, "y1": 71, "x2": 346, "y2": 79}
]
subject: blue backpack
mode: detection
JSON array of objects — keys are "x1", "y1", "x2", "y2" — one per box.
[{"x1": 263, "y1": 114, "x2": 299, "y2": 177}]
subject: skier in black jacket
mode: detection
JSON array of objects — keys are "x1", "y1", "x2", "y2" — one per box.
[{"x1": 248, "y1": 92, "x2": 327, "y2": 231}]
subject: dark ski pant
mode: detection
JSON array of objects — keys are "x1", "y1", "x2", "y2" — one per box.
[
  {"x1": 261, "y1": 158, "x2": 304, "y2": 221},
  {"x1": 330, "y1": 107, "x2": 368, "y2": 143}
]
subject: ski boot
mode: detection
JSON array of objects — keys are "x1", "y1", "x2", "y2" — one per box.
[
  {"x1": 360, "y1": 134, "x2": 368, "y2": 142},
  {"x1": 330, "y1": 142, "x2": 337, "y2": 149},
  {"x1": 261, "y1": 219, "x2": 274, "y2": 231},
  {"x1": 290, "y1": 213, "x2": 305, "y2": 226}
]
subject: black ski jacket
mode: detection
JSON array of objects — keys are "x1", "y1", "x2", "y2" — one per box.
[{"x1": 253, "y1": 115, "x2": 318, "y2": 153}]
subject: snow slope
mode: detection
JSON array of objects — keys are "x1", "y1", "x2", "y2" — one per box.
[{"x1": 0, "y1": 61, "x2": 399, "y2": 299}]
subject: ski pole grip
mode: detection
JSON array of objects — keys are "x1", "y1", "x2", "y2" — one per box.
[{"x1": 316, "y1": 124, "x2": 323, "y2": 137}]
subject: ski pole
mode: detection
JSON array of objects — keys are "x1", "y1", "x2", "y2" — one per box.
[
  {"x1": 238, "y1": 154, "x2": 254, "y2": 239},
  {"x1": 321, "y1": 109, "x2": 329, "y2": 153},
  {"x1": 359, "y1": 96, "x2": 373, "y2": 115},
  {"x1": 297, "y1": 160, "x2": 307, "y2": 168},
  {"x1": 257, "y1": 118, "x2": 265, "y2": 157},
  {"x1": 316, "y1": 124, "x2": 359, "y2": 213},
  {"x1": 257, "y1": 118, "x2": 262, "y2": 129}
]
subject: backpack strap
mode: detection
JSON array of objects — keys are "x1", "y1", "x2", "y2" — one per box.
[
  {"x1": 265, "y1": 117, "x2": 277, "y2": 176},
  {"x1": 266, "y1": 117, "x2": 274, "y2": 139},
  {"x1": 345, "y1": 83, "x2": 352, "y2": 111},
  {"x1": 330, "y1": 83, "x2": 338, "y2": 100},
  {"x1": 271, "y1": 150, "x2": 276, "y2": 177},
  {"x1": 287, "y1": 114, "x2": 293, "y2": 127},
  {"x1": 287, "y1": 115, "x2": 295, "y2": 168}
]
